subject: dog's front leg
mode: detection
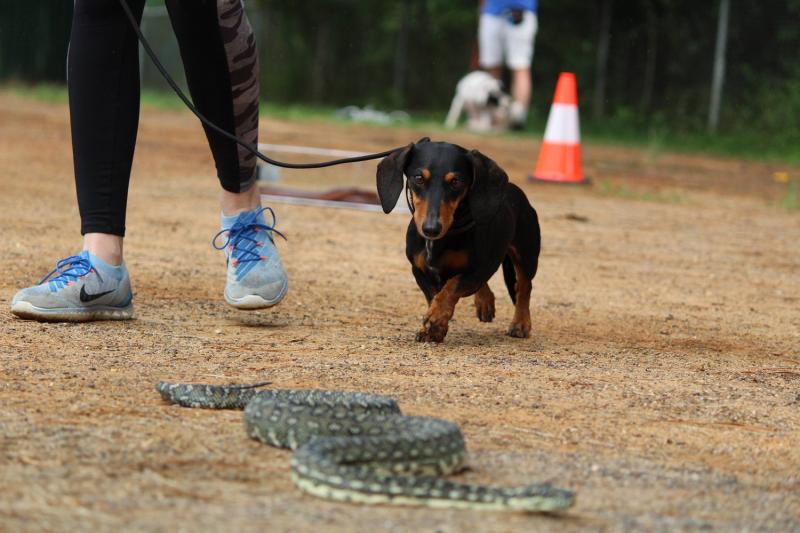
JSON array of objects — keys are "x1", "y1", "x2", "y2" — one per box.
[
  {"x1": 474, "y1": 283, "x2": 496, "y2": 322},
  {"x1": 416, "y1": 276, "x2": 469, "y2": 343},
  {"x1": 411, "y1": 266, "x2": 437, "y2": 305}
]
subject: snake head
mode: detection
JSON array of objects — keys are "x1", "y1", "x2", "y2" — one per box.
[{"x1": 508, "y1": 484, "x2": 576, "y2": 512}]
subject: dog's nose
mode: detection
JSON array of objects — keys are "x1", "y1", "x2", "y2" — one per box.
[{"x1": 422, "y1": 220, "x2": 442, "y2": 238}]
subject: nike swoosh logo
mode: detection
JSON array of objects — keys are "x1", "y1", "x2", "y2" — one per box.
[{"x1": 79, "y1": 286, "x2": 115, "y2": 303}]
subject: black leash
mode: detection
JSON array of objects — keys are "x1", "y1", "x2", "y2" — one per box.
[{"x1": 118, "y1": 0, "x2": 403, "y2": 169}]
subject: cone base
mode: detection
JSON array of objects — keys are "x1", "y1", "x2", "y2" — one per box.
[{"x1": 528, "y1": 174, "x2": 591, "y2": 185}]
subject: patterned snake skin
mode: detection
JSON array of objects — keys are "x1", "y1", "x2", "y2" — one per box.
[{"x1": 156, "y1": 382, "x2": 575, "y2": 511}]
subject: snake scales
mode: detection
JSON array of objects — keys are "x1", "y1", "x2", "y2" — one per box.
[{"x1": 156, "y1": 381, "x2": 575, "y2": 512}]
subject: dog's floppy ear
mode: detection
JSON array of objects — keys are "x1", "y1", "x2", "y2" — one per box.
[
  {"x1": 467, "y1": 149, "x2": 508, "y2": 223},
  {"x1": 376, "y1": 143, "x2": 414, "y2": 214}
]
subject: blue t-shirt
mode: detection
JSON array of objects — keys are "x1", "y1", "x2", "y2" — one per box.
[{"x1": 482, "y1": 0, "x2": 537, "y2": 15}]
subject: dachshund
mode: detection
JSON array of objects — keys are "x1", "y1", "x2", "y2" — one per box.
[{"x1": 376, "y1": 138, "x2": 540, "y2": 343}]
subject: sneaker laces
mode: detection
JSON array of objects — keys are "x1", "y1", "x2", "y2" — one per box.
[
  {"x1": 212, "y1": 207, "x2": 287, "y2": 268},
  {"x1": 38, "y1": 255, "x2": 99, "y2": 288}
]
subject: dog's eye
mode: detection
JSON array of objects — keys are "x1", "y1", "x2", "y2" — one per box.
[
  {"x1": 450, "y1": 176, "x2": 462, "y2": 186},
  {"x1": 412, "y1": 175, "x2": 425, "y2": 185}
]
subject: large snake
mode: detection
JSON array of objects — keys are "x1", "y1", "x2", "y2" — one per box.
[{"x1": 156, "y1": 381, "x2": 575, "y2": 512}]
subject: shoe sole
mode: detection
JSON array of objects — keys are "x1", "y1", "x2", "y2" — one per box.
[
  {"x1": 10, "y1": 301, "x2": 135, "y2": 322},
  {"x1": 224, "y1": 279, "x2": 288, "y2": 310}
]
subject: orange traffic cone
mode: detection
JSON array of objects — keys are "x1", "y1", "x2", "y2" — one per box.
[{"x1": 529, "y1": 72, "x2": 589, "y2": 184}]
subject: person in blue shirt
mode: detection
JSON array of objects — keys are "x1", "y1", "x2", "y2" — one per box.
[{"x1": 478, "y1": 0, "x2": 539, "y2": 130}]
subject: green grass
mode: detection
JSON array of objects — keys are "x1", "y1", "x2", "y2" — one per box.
[
  {"x1": 522, "y1": 106, "x2": 800, "y2": 164},
  {"x1": 582, "y1": 122, "x2": 800, "y2": 165},
  {"x1": 6, "y1": 82, "x2": 800, "y2": 164},
  {"x1": 777, "y1": 179, "x2": 799, "y2": 211},
  {"x1": 594, "y1": 179, "x2": 686, "y2": 204},
  {"x1": 6, "y1": 82, "x2": 180, "y2": 109},
  {"x1": 4, "y1": 82, "x2": 445, "y2": 129},
  {"x1": 11, "y1": 83, "x2": 70, "y2": 104}
]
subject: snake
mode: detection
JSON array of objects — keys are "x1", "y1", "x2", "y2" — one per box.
[{"x1": 156, "y1": 381, "x2": 575, "y2": 512}]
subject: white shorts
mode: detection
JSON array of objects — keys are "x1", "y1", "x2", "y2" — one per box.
[{"x1": 478, "y1": 11, "x2": 538, "y2": 70}]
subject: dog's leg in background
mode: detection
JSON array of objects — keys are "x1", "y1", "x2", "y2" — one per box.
[
  {"x1": 445, "y1": 94, "x2": 464, "y2": 129},
  {"x1": 474, "y1": 283, "x2": 495, "y2": 322},
  {"x1": 506, "y1": 249, "x2": 533, "y2": 338}
]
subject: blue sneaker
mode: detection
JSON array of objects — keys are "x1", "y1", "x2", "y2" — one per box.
[
  {"x1": 11, "y1": 251, "x2": 134, "y2": 322},
  {"x1": 213, "y1": 206, "x2": 288, "y2": 309}
]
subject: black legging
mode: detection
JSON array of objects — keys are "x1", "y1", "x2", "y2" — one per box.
[{"x1": 69, "y1": 0, "x2": 260, "y2": 236}]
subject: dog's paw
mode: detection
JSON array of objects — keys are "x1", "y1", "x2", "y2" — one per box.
[
  {"x1": 506, "y1": 322, "x2": 531, "y2": 338},
  {"x1": 416, "y1": 322, "x2": 448, "y2": 343},
  {"x1": 474, "y1": 287, "x2": 495, "y2": 323},
  {"x1": 475, "y1": 299, "x2": 495, "y2": 323}
]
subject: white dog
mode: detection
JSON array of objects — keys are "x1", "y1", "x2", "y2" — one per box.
[{"x1": 445, "y1": 70, "x2": 511, "y2": 132}]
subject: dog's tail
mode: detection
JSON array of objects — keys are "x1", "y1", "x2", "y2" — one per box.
[{"x1": 502, "y1": 255, "x2": 516, "y2": 304}]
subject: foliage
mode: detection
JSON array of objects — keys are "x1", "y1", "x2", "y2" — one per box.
[
  {"x1": 1, "y1": 1, "x2": 799, "y2": 160},
  {"x1": 252, "y1": 0, "x2": 800, "y2": 160},
  {"x1": 778, "y1": 179, "x2": 799, "y2": 211},
  {"x1": 595, "y1": 180, "x2": 686, "y2": 205},
  {"x1": 0, "y1": 3, "x2": 72, "y2": 81}
]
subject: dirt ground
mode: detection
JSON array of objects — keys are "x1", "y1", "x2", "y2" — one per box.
[{"x1": 1, "y1": 91, "x2": 799, "y2": 532}]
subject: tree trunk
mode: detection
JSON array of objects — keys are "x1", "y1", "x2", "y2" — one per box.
[
  {"x1": 310, "y1": 21, "x2": 330, "y2": 103},
  {"x1": 593, "y1": 0, "x2": 613, "y2": 119},
  {"x1": 392, "y1": 0, "x2": 413, "y2": 106},
  {"x1": 639, "y1": 0, "x2": 658, "y2": 113},
  {"x1": 406, "y1": 0, "x2": 430, "y2": 108},
  {"x1": 708, "y1": 0, "x2": 730, "y2": 131}
]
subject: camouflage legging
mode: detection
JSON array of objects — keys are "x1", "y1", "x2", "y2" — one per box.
[{"x1": 69, "y1": 0, "x2": 260, "y2": 237}]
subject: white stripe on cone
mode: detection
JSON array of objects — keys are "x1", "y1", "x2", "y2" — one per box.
[{"x1": 542, "y1": 103, "x2": 581, "y2": 144}]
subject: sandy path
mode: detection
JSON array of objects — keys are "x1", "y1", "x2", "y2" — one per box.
[{"x1": 1, "y1": 92, "x2": 798, "y2": 531}]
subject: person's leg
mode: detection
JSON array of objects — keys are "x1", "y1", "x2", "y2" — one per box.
[
  {"x1": 70, "y1": 0, "x2": 146, "y2": 263},
  {"x1": 11, "y1": 0, "x2": 141, "y2": 321},
  {"x1": 220, "y1": 183, "x2": 260, "y2": 215},
  {"x1": 511, "y1": 67, "x2": 532, "y2": 113},
  {"x1": 478, "y1": 14, "x2": 510, "y2": 130},
  {"x1": 505, "y1": 11, "x2": 538, "y2": 129},
  {"x1": 167, "y1": 0, "x2": 287, "y2": 309},
  {"x1": 83, "y1": 233, "x2": 124, "y2": 266},
  {"x1": 165, "y1": 0, "x2": 259, "y2": 207},
  {"x1": 478, "y1": 13, "x2": 504, "y2": 79}
]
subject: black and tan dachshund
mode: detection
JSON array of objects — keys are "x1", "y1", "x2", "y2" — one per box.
[{"x1": 377, "y1": 138, "x2": 540, "y2": 343}]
